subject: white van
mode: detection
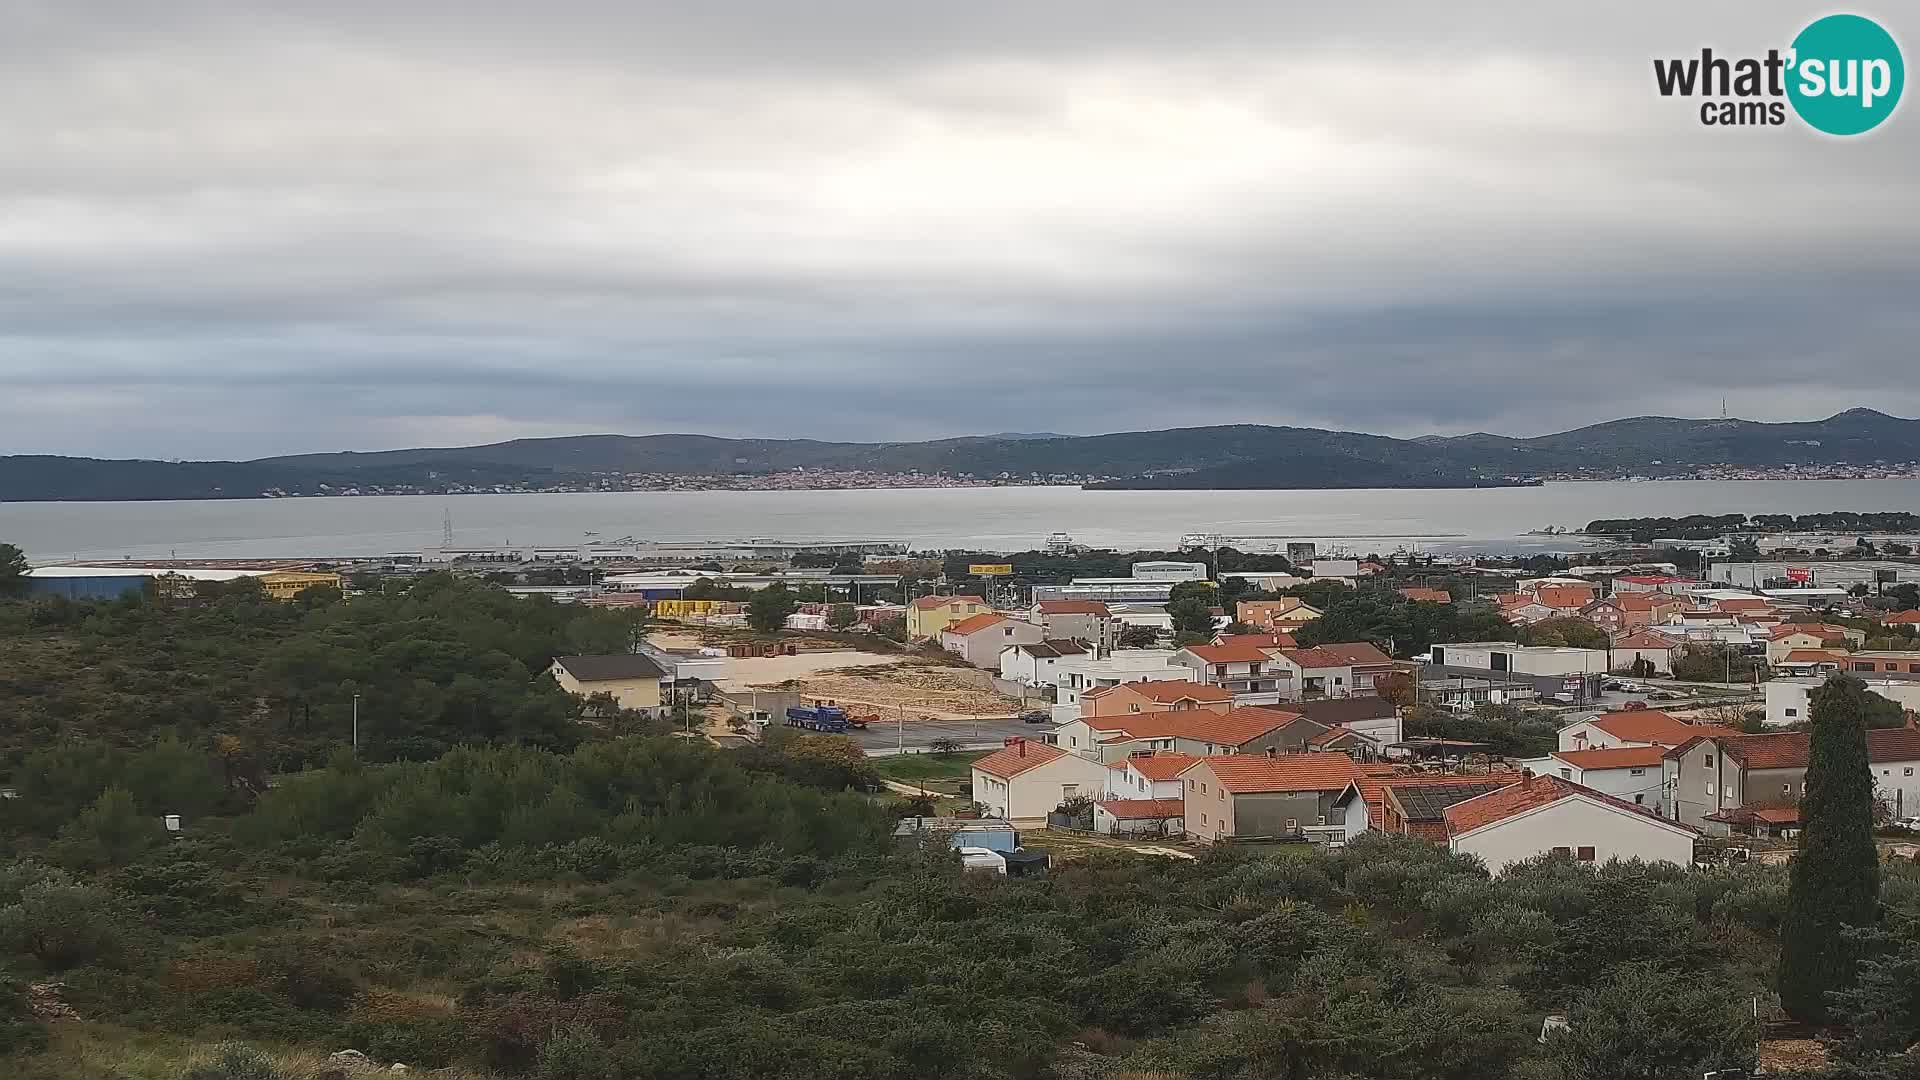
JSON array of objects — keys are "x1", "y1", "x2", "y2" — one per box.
[{"x1": 957, "y1": 847, "x2": 1008, "y2": 874}]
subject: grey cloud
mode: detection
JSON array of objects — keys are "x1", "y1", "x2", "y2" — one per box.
[{"x1": 0, "y1": 1, "x2": 1915, "y2": 457}]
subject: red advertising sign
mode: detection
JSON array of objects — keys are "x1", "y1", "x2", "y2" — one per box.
[{"x1": 1786, "y1": 567, "x2": 1811, "y2": 583}]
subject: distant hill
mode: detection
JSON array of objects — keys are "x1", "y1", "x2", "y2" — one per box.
[{"x1": 5, "y1": 409, "x2": 1918, "y2": 501}]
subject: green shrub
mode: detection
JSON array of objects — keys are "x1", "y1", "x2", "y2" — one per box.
[
  {"x1": 0, "y1": 879, "x2": 124, "y2": 970},
  {"x1": 180, "y1": 1041, "x2": 283, "y2": 1080}
]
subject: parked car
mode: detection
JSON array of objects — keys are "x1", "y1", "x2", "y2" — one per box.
[{"x1": 1020, "y1": 710, "x2": 1050, "y2": 725}]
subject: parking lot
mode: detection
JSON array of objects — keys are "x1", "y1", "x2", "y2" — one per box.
[{"x1": 854, "y1": 717, "x2": 1041, "y2": 755}]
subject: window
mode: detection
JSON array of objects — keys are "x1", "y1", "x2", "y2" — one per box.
[
  {"x1": 1909, "y1": 664, "x2": 1920, "y2": 674},
  {"x1": 1317, "y1": 815, "x2": 1327, "y2": 825},
  {"x1": 1188, "y1": 779, "x2": 1195, "y2": 790},
  {"x1": 1630, "y1": 768, "x2": 1645, "y2": 776},
  {"x1": 1706, "y1": 782, "x2": 1715, "y2": 795},
  {"x1": 1200, "y1": 782, "x2": 1207, "y2": 793},
  {"x1": 1704, "y1": 754, "x2": 1714, "y2": 768},
  {"x1": 1577, "y1": 846, "x2": 1596, "y2": 862},
  {"x1": 1634, "y1": 794, "x2": 1645, "y2": 805},
  {"x1": 1559, "y1": 768, "x2": 1572, "y2": 780},
  {"x1": 1284, "y1": 818, "x2": 1299, "y2": 830},
  {"x1": 1907, "y1": 768, "x2": 1915, "y2": 777},
  {"x1": 1782, "y1": 783, "x2": 1791, "y2": 795},
  {"x1": 1062, "y1": 784, "x2": 1078, "y2": 799},
  {"x1": 1786, "y1": 708, "x2": 1798, "y2": 717},
  {"x1": 1219, "y1": 788, "x2": 1225, "y2": 800}
]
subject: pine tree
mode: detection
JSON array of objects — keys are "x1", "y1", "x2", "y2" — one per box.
[{"x1": 1777, "y1": 673, "x2": 1882, "y2": 1024}]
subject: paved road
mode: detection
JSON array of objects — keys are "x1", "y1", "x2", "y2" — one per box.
[{"x1": 855, "y1": 717, "x2": 1041, "y2": 756}]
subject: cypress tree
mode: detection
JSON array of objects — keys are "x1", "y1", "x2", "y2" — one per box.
[{"x1": 1777, "y1": 673, "x2": 1882, "y2": 1024}]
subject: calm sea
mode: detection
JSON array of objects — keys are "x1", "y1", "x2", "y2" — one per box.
[{"x1": 5, "y1": 480, "x2": 1920, "y2": 562}]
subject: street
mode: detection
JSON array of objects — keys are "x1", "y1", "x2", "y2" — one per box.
[{"x1": 854, "y1": 717, "x2": 1040, "y2": 755}]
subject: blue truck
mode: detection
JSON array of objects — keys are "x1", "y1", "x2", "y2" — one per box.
[{"x1": 785, "y1": 703, "x2": 852, "y2": 733}]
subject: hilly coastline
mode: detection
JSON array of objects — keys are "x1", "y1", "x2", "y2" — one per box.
[{"x1": 3, "y1": 409, "x2": 1917, "y2": 501}]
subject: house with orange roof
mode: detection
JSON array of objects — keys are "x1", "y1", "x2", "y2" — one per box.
[
  {"x1": 1212, "y1": 630, "x2": 1298, "y2": 650},
  {"x1": 939, "y1": 612, "x2": 1045, "y2": 668},
  {"x1": 1582, "y1": 593, "x2": 1685, "y2": 635},
  {"x1": 1612, "y1": 574, "x2": 1694, "y2": 594},
  {"x1": 1557, "y1": 708, "x2": 1742, "y2": 753},
  {"x1": 1883, "y1": 610, "x2": 1920, "y2": 626},
  {"x1": 1398, "y1": 587, "x2": 1452, "y2": 604},
  {"x1": 1300, "y1": 642, "x2": 1396, "y2": 694},
  {"x1": 1497, "y1": 598, "x2": 1559, "y2": 625},
  {"x1": 1516, "y1": 745, "x2": 1667, "y2": 809},
  {"x1": 1665, "y1": 724, "x2": 1920, "y2": 829},
  {"x1": 1170, "y1": 641, "x2": 1293, "y2": 703},
  {"x1": 1093, "y1": 798, "x2": 1186, "y2": 838},
  {"x1": 1764, "y1": 622, "x2": 1858, "y2": 664},
  {"x1": 1611, "y1": 628, "x2": 1683, "y2": 675},
  {"x1": 1179, "y1": 754, "x2": 1367, "y2": 843},
  {"x1": 1270, "y1": 647, "x2": 1367, "y2": 698},
  {"x1": 1103, "y1": 750, "x2": 1202, "y2": 800},
  {"x1": 1335, "y1": 771, "x2": 1523, "y2": 842},
  {"x1": 1441, "y1": 773, "x2": 1698, "y2": 874},
  {"x1": 1057, "y1": 705, "x2": 1323, "y2": 763},
  {"x1": 1773, "y1": 649, "x2": 1846, "y2": 676},
  {"x1": 906, "y1": 594, "x2": 989, "y2": 640},
  {"x1": 1235, "y1": 597, "x2": 1323, "y2": 633},
  {"x1": 969, "y1": 737, "x2": 1112, "y2": 823},
  {"x1": 1080, "y1": 679, "x2": 1232, "y2": 718},
  {"x1": 1531, "y1": 584, "x2": 1599, "y2": 612}
]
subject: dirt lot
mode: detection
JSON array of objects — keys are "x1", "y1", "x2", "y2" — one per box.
[{"x1": 754, "y1": 661, "x2": 1020, "y2": 721}]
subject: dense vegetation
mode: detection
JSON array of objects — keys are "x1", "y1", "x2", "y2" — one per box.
[
  {"x1": 1587, "y1": 512, "x2": 1920, "y2": 541},
  {"x1": 7, "y1": 564, "x2": 1920, "y2": 1079}
]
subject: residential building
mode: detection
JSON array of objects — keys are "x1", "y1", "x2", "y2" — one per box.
[
  {"x1": 1103, "y1": 750, "x2": 1201, "y2": 799},
  {"x1": 969, "y1": 738, "x2": 1112, "y2": 823},
  {"x1": 1582, "y1": 594, "x2": 1683, "y2": 635},
  {"x1": 1665, "y1": 726, "x2": 1920, "y2": 828},
  {"x1": 1046, "y1": 650, "x2": 1183, "y2": 718},
  {"x1": 1611, "y1": 629, "x2": 1682, "y2": 675},
  {"x1": 1283, "y1": 695, "x2": 1403, "y2": 747},
  {"x1": 1418, "y1": 666, "x2": 1546, "y2": 709},
  {"x1": 941, "y1": 613, "x2": 1046, "y2": 668},
  {"x1": 1079, "y1": 679, "x2": 1233, "y2": 719},
  {"x1": 1847, "y1": 650, "x2": 1920, "y2": 676},
  {"x1": 1236, "y1": 597, "x2": 1323, "y2": 633},
  {"x1": 1179, "y1": 754, "x2": 1365, "y2": 844},
  {"x1": 1093, "y1": 798, "x2": 1185, "y2": 837},
  {"x1": 550, "y1": 654, "x2": 666, "y2": 715},
  {"x1": 1212, "y1": 631, "x2": 1297, "y2": 649},
  {"x1": 1558, "y1": 709, "x2": 1741, "y2": 753},
  {"x1": 1442, "y1": 774, "x2": 1699, "y2": 874},
  {"x1": 998, "y1": 639, "x2": 1090, "y2": 686},
  {"x1": 1171, "y1": 641, "x2": 1295, "y2": 704},
  {"x1": 1429, "y1": 642, "x2": 1609, "y2": 676},
  {"x1": 906, "y1": 594, "x2": 988, "y2": 640},
  {"x1": 1775, "y1": 649, "x2": 1846, "y2": 677},
  {"x1": 1055, "y1": 706, "x2": 1322, "y2": 763},
  {"x1": 1765, "y1": 623, "x2": 1857, "y2": 664},
  {"x1": 1399, "y1": 587, "x2": 1452, "y2": 604},
  {"x1": 1338, "y1": 772, "x2": 1522, "y2": 841},
  {"x1": 1883, "y1": 611, "x2": 1920, "y2": 627},
  {"x1": 1270, "y1": 647, "x2": 1360, "y2": 698},
  {"x1": 1766, "y1": 675, "x2": 1920, "y2": 727},
  {"x1": 1301, "y1": 642, "x2": 1395, "y2": 695},
  {"x1": 1531, "y1": 584, "x2": 1599, "y2": 612},
  {"x1": 1029, "y1": 599, "x2": 1117, "y2": 653},
  {"x1": 1517, "y1": 746, "x2": 1667, "y2": 809}
]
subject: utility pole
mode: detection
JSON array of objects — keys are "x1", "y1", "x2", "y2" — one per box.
[{"x1": 352, "y1": 693, "x2": 360, "y2": 755}]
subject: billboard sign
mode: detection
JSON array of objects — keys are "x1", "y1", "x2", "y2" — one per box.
[
  {"x1": 1786, "y1": 566, "x2": 1811, "y2": 583},
  {"x1": 970, "y1": 564, "x2": 1013, "y2": 577}
]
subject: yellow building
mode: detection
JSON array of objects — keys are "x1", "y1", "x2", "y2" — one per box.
[
  {"x1": 906, "y1": 594, "x2": 989, "y2": 640},
  {"x1": 652, "y1": 598, "x2": 734, "y2": 618},
  {"x1": 550, "y1": 654, "x2": 666, "y2": 715},
  {"x1": 259, "y1": 571, "x2": 343, "y2": 601}
]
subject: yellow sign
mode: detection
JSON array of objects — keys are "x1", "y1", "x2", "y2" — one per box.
[{"x1": 969, "y1": 563, "x2": 1013, "y2": 577}]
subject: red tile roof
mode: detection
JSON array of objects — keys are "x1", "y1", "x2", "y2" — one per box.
[
  {"x1": 1534, "y1": 585, "x2": 1598, "y2": 610},
  {"x1": 1552, "y1": 746, "x2": 1668, "y2": 770},
  {"x1": 912, "y1": 594, "x2": 984, "y2": 610},
  {"x1": 1035, "y1": 600, "x2": 1112, "y2": 616},
  {"x1": 971, "y1": 739, "x2": 1067, "y2": 778},
  {"x1": 1611, "y1": 593, "x2": 1682, "y2": 611},
  {"x1": 1308, "y1": 642, "x2": 1395, "y2": 666},
  {"x1": 1279, "y1": 647, "x2": 1354, "y2": 669},
  {"x1": 1780, "y1": 649, "x2": 1846, "y2": 664},
  {"x1": 1112, "y1": 751, "x2": 1203, "y2": 781},
  {"x1": 1115, "y1": 679, "x2": 1234, "y2": 704},
  {"x1": 1182, "y1": 642, "x2": 1282, "y2": 664},
  {"x1": 1399, "y1": 588, "x2": 1452, "y2": 604},
  {"x1": 1096, "y1": 708, "x2": 1301, "y2": 746},
  {"x1": 1616, "y1": 575, "x2": 1690, "y2": 585},
  {"x1": 1770, "y1": 623, "x2": 1852, "y2": 640},
  {"x1": 1884, "y1": 611, "x2": 1920, "y2": 625},
  {"x1": 1350, "y1": 771, "x2": 1524, "y2": 834},
  {"x1": 1708, "y1": 727, "x2": 1920, "y2": 770},
  {"x1": 1096, "y1": 798, "x2": 1186, "y2": 820},
  {"x1": 1443, "y1": 773, "x2": 1697, "y2": 837},
  {"x1": 1586, "y1": 710, "x2": 1741, "y2": 747},
  {"x1": 942, "y1": 612, "x2": 1008, "y2": 636},
  {"x1": 1188, "y1": 753, "x2": 1363, "y2": 794},
  {"x1": 1216, "y1": 632, "x2": 1298, "y2": 649},
  {"x1": 1613, "y1": 630, "x2": 1680, "y2": 650},
  {"x1": 1715, "y1": 598, "x2": 1773, "y2": 613}
]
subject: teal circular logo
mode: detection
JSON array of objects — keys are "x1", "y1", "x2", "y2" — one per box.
[{"x1": 1787, "y1": 14, "x2": 1904, "y2": 135}]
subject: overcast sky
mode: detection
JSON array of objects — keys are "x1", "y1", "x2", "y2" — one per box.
[{"x1": 2, "y1": 1, "x2": 1916, "y2": 459}]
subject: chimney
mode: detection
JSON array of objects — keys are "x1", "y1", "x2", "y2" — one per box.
[{"x1": 1016, "y1": 738, "x2": 1026, "y2": 757}]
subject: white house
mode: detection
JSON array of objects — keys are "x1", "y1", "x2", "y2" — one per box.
[
  {"x1": 969, "y1": 738, "x2": 1112, "y2": 824},
  {"x1": 1102, "y1": 750, "x2": 1201, "y2": 799},
  {"x1": 1610, "y1": 630, "x2": 1682, "y2": 676},
  {"x1": 1516, "y1": 746, "x2": 1668, "y2": 811},
  {"x1": 1429, "y1": 642, "x2": 1609, "y2": 676},
  {"x1": 1442, "y1": 774, "x2": 1699, "y2": 875},
  {"x1": 1766, "y1": 676, "x2": 1920, "y2": 728},
  {"x1": 998, "y1": 639, "x2": 1090, "y2": 686},
  {"x1": 941, "y1": 613, "x2": 1046, "y2": 669},
  {"x1": 1044, "y1": 649, "x2": 1181, "y2": 722}
]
